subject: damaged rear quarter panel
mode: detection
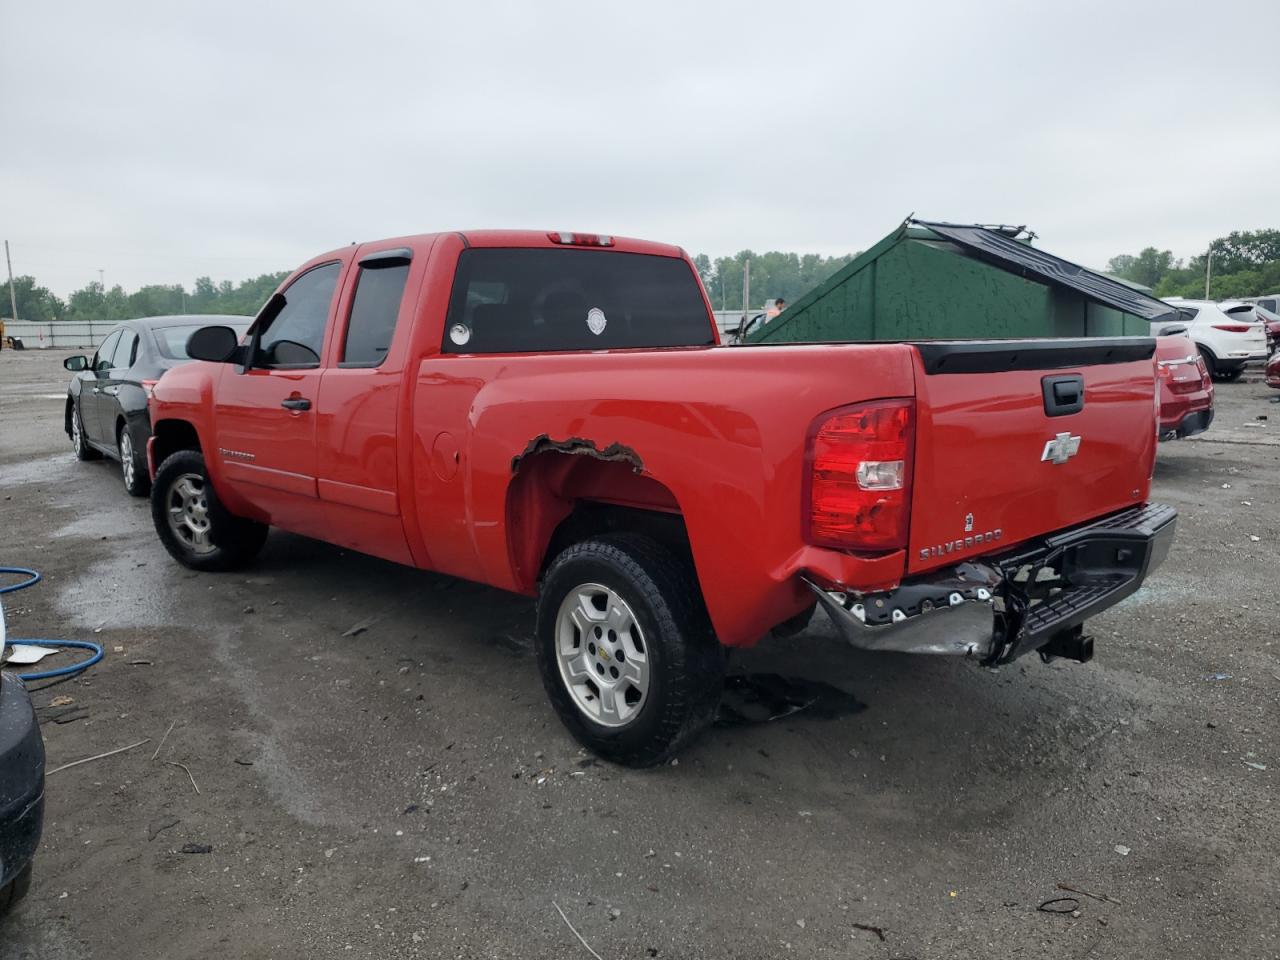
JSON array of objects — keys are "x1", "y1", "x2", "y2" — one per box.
[{"x1": 410, "y1": 343, "x2": 917, "y2": 647}]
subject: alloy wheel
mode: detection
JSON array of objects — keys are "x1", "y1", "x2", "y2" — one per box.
[
  {"x1": 554, "y1": 582, "x2": 650, "y2": 728},
  {"x1": 120, "y1": 430, "x2": 135, "y2": 487},
  {"x1": 165, "y1": 472, "x2": 216, "y2": 555}
]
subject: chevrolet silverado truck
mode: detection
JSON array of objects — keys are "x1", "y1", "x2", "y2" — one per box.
[{"x1": 147, "y1": 230, "x2": 1175, "y2": 765}]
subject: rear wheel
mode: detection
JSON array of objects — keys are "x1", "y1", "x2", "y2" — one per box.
[
  {"x1": 70, "y1": 401, "x2": 100, "y2": 461},
  {"x1": 0, "y1": 862, "x2": 32, "y2": 915},
  {"x1": 535, "y1": 533, "x2": 724, "y2": 767},
  {"x1": 118, "y1": 424, "x2": 150, "y2": 497},
  {"x1": 1219, "y1": 366, "x2": 1244, "y2": 382},
  {"x1": 151, "y1": 450, "x2": 268, "y2": 571},
  {"x1": 1197, "y1": 347, "x2": 1217, "y2": 380}
]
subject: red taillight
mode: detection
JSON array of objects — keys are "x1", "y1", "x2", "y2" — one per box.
[
  {"x1": 1211, "y1": 324, "x2": 1251, "y2": 333},
  {"x1": 141, "y1": 379, "x2": 159, "y2": 399},
  {"x1": 805, "y1": 399, "x2": 914, "y2": 551},
  {"x1": 547, "y1": 231, "x2": 614, "y2": 247}
]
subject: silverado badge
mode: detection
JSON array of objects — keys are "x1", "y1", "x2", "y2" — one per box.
[{"x1": 1040, "y1": 432, "x2": 1082, "y2": 465}]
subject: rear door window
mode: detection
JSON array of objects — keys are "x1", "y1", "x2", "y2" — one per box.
[
  {"x1": 341, "y1": 256, "x2": 411, "y2": 366},
  {"x1": 112, "y1": 329, "x2": 139, "y2": 370},
  {"x1": 255, "y1": 262, "x2": 342, "y2": 368},
  {"x1": 1259, "y1": 298, "x2": 1277, "y2": 313},
  {"x1": 442, "y1": 248, "x2": 713, "y2": 353}
]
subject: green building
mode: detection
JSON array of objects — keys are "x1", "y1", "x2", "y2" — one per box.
[{"x1": 746, "y1": 219, "x2": 1176, "y2": 344}]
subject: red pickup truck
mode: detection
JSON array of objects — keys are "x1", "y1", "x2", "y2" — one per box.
[{"x1": 148, "y1": 230, "x2": 1175, "y2": 765}]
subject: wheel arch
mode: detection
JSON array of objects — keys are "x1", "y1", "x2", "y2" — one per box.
[
  {"x1": 504, "y1": 450, "x2": 693, "y2": 593},
  {"x1": 151, "y1": 418, "x2": 203, "y2": 467}
]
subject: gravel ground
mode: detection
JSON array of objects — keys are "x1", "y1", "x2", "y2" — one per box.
[{"x1": 1, "y1": 349, "x2": 1277, "y2": 960}]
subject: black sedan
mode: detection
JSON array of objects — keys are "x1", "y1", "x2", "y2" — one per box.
[{"x1": 63, "y1": 315, "x2": 251, "y2": 496}]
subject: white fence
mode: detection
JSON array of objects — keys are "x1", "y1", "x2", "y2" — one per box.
[{"x1": 3, "y1": 321, "x2": 115, "y2": 349}]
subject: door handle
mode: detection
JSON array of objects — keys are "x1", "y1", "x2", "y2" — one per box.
[{"x1": 281, "y1": 397, "x2": 311, "y2": 411}]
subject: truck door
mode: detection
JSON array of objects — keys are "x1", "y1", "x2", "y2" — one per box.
[
  {"x1": 313, "y1": 245, "x2": 418, "y2": 565},
  {"x1": 212, "y1": 261, "x2": 345, "y2": 533}
]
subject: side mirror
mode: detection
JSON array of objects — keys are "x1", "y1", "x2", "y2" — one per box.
[
  {"x1": 186, "y1": 325, "x2": 241, "y2": 363},
  {"x1": 1157, "y1": 324, "x2": 1188, "y2": 336},
  {"x1": 64, "y1": 355, "x2": 89, "y2": 372}
]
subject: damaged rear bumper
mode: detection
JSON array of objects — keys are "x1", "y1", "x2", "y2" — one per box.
[{"x1": 806, "y1": 503, "x2": 1176, "y2": 665}]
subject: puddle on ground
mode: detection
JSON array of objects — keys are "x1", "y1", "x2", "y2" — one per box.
[
  {"x1": 0, "y1": 453, "x2": 73, "y2": 487},
  {"x1": 716, "y1": 673, "x2": 866, "y2": 727}
]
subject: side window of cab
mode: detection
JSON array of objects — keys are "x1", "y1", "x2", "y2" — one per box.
[{"x1": 254, "y1": 262, "x2": 342, "y2": 368}]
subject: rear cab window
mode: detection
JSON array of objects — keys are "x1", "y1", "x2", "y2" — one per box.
[
  {"x1": 442, "y1": 248, "x2": 713, "y2": 353},
  {"x1": 340, "y1": 250, "x2": 412, "y2": 367}
]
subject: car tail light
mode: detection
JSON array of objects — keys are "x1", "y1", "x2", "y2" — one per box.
[
  {"x1": 1211, "y1": 324, "x2": 1252, "y2": 333},
  {"x1": 548, "y1": 231, "x2": 614, "y2": 247},
  {"x1": 1195, "y1": 355, "x2": 1211, "y2": 387},
  {"x1": 141, "y1": 379, "x2": 159, "y2": 399},
  {"x1": 805, "y1": 399, "x2": 914, "y2": 551}
]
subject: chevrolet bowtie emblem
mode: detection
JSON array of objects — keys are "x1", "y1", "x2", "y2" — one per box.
[{"x1": 1041, "y1": 432, "x2": 1082, "y2": 464}]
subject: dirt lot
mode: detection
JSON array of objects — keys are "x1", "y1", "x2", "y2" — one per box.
[{"x1": 1, "y1": 348, "x2": 1277, "y2": 960}]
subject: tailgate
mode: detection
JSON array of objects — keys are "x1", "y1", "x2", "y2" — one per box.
[{"x1": 907, "y1": 339, "x2": 1157, "y2": 576}]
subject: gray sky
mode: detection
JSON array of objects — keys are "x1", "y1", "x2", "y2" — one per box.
[{"x1": 2, "y1": 0, "x2": 1278, "y2": 297}]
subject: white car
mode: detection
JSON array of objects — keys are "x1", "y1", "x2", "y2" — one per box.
[{"x1": 1155, "y1": 298, "x2": 1268, "y2": 381}]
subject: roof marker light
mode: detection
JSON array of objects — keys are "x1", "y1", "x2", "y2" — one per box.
[{"x1": 548, "y1": 232, "x2": 614, "y2": 247}]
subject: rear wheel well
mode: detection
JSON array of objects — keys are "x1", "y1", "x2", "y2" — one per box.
[
  {"x1": 542, "y1": 502, "x2": 693, "y2": 578},
  {"x1": 505, "y1": 450, "x2": 693, "y2": 590},
  {"x1": 151, "y1": 419, "x2": 202, "y2": 466}
]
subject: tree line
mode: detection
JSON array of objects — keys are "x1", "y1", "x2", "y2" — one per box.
[
  {"x1": 1106, "y1": 229, "x2": 1280, "y2": 300},
  {"x1": 3, "y1": 252, "x2": 858, "y2": 324},
  {"x1": 6, "y1": 228, "x2": 1275, "y2": 324},
  {"x1": 3, "y1": 272, "x2": 290, "y2": 324}
]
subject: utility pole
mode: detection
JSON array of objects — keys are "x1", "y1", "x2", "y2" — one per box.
[
  {"x1": 1203, "y1": 248, "x2": 1213, "y2": 300},
  {"x1": 5, "y1": 240, "x2": 17, "y2": 323},
  {"x1": 741, "y1": 258, "x2": 751, "y2": 324}
]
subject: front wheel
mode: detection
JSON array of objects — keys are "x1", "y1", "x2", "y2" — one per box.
[
  {"x1": 151, "y1": 450, "x2": 268, "y2": 571},
  {"x1": 70, "y1": 400, "x2": 100, "y2": 461},
  {"x1": 118, "y1": 424, "x2": 150, "y2": 497},
  {"x1": 535, "y1": 533, "x2": 724, "y2": 767}
]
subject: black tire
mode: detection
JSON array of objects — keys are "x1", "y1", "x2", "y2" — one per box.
[
  {"x1": 69, "y1": 399, "x2": 101, "y2": 461},
  {"x1": 535, "y1": 533, "x2": 724, "y2": 767},
  {"x1": 118, "y1": 422, "x2": 150, "y2": 497},
  {"x1": 0, "y1": 862, "x2": 33, "y2": 915},
  {"x1": 151, "y1": 449, "x2": 268, "y2": 571},
  {"x1": 1197, "y1": 347, "x2": 1217, "y2": 380}
]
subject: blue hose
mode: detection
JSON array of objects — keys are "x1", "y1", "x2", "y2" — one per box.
[{"x1": 1, "y1": 566, "x2": 104, "y2": 682}]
